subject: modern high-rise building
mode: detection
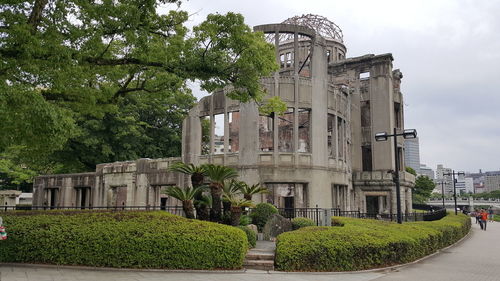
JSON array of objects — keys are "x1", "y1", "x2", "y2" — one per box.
[
  {"x1": 435, "y1": 164, "x2": 453, "y2": 194},
  {"x1": 404, "y1": 137, "x2": 420, "y2": 174},
  {"x1": 419, "y1": 164, "x2": 434, "y2": 180},
  {"x1": 456, "y1": 177, "x2": 473, "y2": 195}
]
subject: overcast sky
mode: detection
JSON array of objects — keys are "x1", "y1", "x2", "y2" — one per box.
[{"x1": 177, "y1": 0, "x2": 500, "y2": 173}]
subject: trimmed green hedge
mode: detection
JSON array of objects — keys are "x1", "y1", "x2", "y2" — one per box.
[
  {"x1": 237, "y1": 226, "x2": 257, "y2": 248},
  {"x1": 275, "y1": 214, "x2": 470, "y2": 271},
  {"x1": 291, "y1": 217, "x2": 316, "y2": 230},
  {"x1": 0, "y1": 211, "x2": 248, "y2": 269},
  {"x1": 250, "y1": 203, "x2": 278, "y2": 231}
]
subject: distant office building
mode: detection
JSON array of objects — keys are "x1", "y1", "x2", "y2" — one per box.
[
  {"x1": 485, "y1": 173, "x2": 500, "y2": 192},
  {"x1": 436, "y1": 164, "x2": 453, "y2": 194},
  {"x1": 419, "y1": 164, "x2": 434, "y2": 180},
  {"x1": 404, "y1": 138, "x2": 420, "y2": 174},
  {"x1": 468, "y1": 170, "x2": 500, "y2": 193},
  {"x1": 456, "y1": 177, "x2": 473, "y2": 195}
]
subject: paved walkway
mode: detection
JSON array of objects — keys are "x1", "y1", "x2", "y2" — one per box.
[{"x1": 1, "y1": 218, "x2": 499, "y2": 281}]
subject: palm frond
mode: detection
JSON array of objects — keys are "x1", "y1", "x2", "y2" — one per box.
[
  {"x1": 163, "y1": 186, "x2": 202, "y2": 201},
  {"x1": 240, "y1": 183, "x2": 269, "y2": 196},
  {"x1": 203, "y1": 164, "x2": 238, "y2": 184},
  {"x1": 168, "y1": 162, "x2": 206, "y2": 175}
]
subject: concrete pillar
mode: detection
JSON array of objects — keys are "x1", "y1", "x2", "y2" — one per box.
[
  {"x1": 370, "y1": 60, "x2": 395, "y2": 170},
  {"x1": 310, "y1": 40, "x2": 328, "y2": 167}
]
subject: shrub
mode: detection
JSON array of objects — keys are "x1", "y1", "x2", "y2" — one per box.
[
  {"x1": 237, "y1": 225, "x2": 257, "y2": 248},
  {"x1": 0, "y1": 211, "x2": 248, "y2": 269},
  {"x1": 331, "y1": 217, "x2": 345, "y2": 227},
  {"x1": 276, "y1": 214, "x2": 470, "y2": 271},
  {"x1": 291, "y1": 217, "x2": 316, "y2": 230},
  {"x1": 250, "y1": 203, "x2": 278, "y2": 231},
  {"x1": 239, "y1": 214, "x2": 252, "y2": 226}
]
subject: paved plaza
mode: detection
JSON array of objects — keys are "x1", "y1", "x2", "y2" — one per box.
[{"x1": 1, "y1": 218, "x2": 499, "y2": 281}]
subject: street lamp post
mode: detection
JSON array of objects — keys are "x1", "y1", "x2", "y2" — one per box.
[
  {"x1": 375, "y1": 128, "x2": 417, "y2": 224},
  {"x1": 437, "y1": 181, "x2": 447, "y2": 209},
  {"x1": 442, "y1": 170, "x2": 465, "y2": 215}
]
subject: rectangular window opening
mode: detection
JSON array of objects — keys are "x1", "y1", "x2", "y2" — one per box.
[
  {"x1": 228, "y1": 111, "x2": 239, "y2": 153},
  {"x1": 259, "y1": 115, "x2": 274, "y2": 152},
  {"x1": 298, "y1": 108, "x2": 310, "y2": 153},
  {"x1": 360, "y1": 72, "x2": 370, "y2": 80},
  {"x1": 278, "y1": 108, "x2": 294, "y2": 152},
  {"x1": 200, "y1": 116, "x2": 211, "y2": 155}
]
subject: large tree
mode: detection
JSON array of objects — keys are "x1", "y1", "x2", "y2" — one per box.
[
  {"x1": 413, "y1": 175, "x2": 436, "y2": 204},
  {"x1": 0, "y1": 1, "x2": 277, "y2": 187}
]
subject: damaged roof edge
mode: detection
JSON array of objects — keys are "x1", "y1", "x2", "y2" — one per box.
[{"x1": 330, "y1": 53, "x2": 394, "y2": 68}]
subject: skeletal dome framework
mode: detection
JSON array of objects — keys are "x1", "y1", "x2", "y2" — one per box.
[{"x1": 282, "y1": 14, "x2": 344, "y2": 43}]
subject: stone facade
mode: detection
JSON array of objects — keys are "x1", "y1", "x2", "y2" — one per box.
[{"x1": 33, "y1": 15, "x2": 415, "y2": 214}]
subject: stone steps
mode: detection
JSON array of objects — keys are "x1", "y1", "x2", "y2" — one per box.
[
  {"x1": 243, "y1": 241, "x2": 276, "y2": 271},
  {"x1": 243, "y1": 259, "x2": 275, "y2": 271}
]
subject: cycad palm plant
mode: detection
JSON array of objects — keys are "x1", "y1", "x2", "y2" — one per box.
[
  {"x1": 168, "y1": 162, "x2": 209, "y2": 220},
  {"x1": 168, "y1": 162, "x2": 206, "y2": 187},
  {"x1": 203, "y1": 164, "x2": 239, "y2": 222},
  {"x1": 163, "y1": 186, "x2": 202, "y2": 219},
  {"x1": 239, "y1": 183, "x2": 269, "y2": 201},
  {"x1": 222, "y1": 194, "x2": 254, "y2": 226},
  {"x1": 222, "y1": 179, "x2": 244, "y2": 220}
]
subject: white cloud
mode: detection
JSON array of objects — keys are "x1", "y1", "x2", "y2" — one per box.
[{"x1": 179, "y1": 0, "x2": 500, "y2": 172}]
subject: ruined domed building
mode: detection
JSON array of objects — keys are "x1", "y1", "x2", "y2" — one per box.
[{"x1": 33, "y1": 15, "x2": 415, "y2": 215}]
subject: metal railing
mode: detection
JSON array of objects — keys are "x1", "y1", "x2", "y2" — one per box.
[
  {"x1": 1, "y1": 204, "x2": 185, "y2": 216},
  {"x1": 2, "y1": 203, "x2": 447, "y2": 225}
]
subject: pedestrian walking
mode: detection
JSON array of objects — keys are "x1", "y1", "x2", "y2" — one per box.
[
  {"x1": 480, "y1": 209, "x2": 488, "y2": 231},
  {"x1": 488, "y1": 206, "x2": 494, "y2": 222}
]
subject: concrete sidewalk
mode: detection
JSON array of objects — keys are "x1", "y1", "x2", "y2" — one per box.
[
  {"x1": 372, "y1": 218, "x2": 500, "y2": 281},
  {"x1": 1, "y1": 218, "x2": 498, "y2": 281}
]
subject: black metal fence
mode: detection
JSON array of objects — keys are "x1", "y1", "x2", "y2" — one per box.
[
  {"x1": 1, "y1": 204, "x2": 447, "y2": 225},
  {"x1": 0, "y1": 205, "x2": 185, "y2": 216},
  {"x1": 276, "y1": 206, "x2": 447, "y2": 225}
]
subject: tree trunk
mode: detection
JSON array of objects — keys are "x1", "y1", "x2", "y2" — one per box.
[
  {"x1": 230, "y1": 206, "x2": 242, "y2": 226},
  {"x1": 182, "y1": 200, "x2": 195, "y2": 219},
  {"x1": 210, "y1": 184, "x2": 222, "y2": 222},
  {"x1": 27, "y1": 0, "x2": 49, "y2": 34},
  {"x1": 196, "y1": 202, "x2": 210, "y2": 221},
  {"x1": 191, "y1": 173, "x2": 204, "y2": 188},
  {"x1": 223, "y1": 200, "x2": 231, "y2": 220}
]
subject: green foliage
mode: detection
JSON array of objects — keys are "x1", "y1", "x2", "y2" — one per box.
[
  {"x1": 471, "y1": 190, "x2": 500, "y2": 199},
  {"x1": 250, "y1": 203, "x2": 278, "y2": 231},
  {"x1": 239, "y1": 215, "x2": 252, "y2": 226},
  {"x1": 413, "y1": 175, "x2": 436, "y2": 204},
  {"x1": 259, "y1": 96, "x2": 287, "y2": 116},
  {"x1": 203, "y1": 164, "x2": 239, "y2": 185},
  {"x1": 275, "y1": 214, "x2": 470, "y2": 271},
  {"x1": 291, "y1": 217, "x2": 316, "y2": 230},
  {"x1": 405, "y1": 167, "x2": 417, "y2": 176},
  {"x1": 0, "y1": 211, "x2": 248, "y2": 269},
  {"x1": 0, "y1": 1, "x2": 277, "y2": 183},
  {"x1": 237, "y1": 226, "x2": 257, "y2": 248},
  {"x1": 494, "y1": 214, "x2": 500, "y2": 222},
  {"x1": 239, "y1": 182, "x2": 269, "y2": 201}
]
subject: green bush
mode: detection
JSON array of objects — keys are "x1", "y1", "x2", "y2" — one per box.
[
  {"x1": 291, "y1": 217, "x2": 316, "y2": 230},
  {"x1": 239, "y1": 214, "x2": 252, "y2": 226},
  {"x1": 250, "y1": 203, "x2": 278, "y2": 231},
  {"x1": 237, "y1": 226, "x2": 257, "y2": 248},
  {"x1": 0, "y1": 211, "x2": 248, "y2": 269},
  {"x1": 276, "y1": 214, "x2": 470, "y2": 271}
]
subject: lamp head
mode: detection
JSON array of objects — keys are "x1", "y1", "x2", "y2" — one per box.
[
  {"x1": 375, "y1": 132, "x2": 388, "y2": 141},
  {"x1": 403, "y1": 129, "x2": 417, "y2": 139}
]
